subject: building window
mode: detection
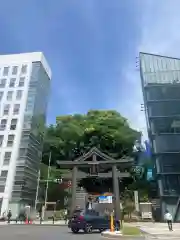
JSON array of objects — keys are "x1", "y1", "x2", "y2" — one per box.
[
  {"x1": 1, "y1": 170, "x2": 8, "y2": 177},
  {"x1": 0, "y1": 92, "x2": 3, "y2": 101},
  {"x1": 9, "y1": 78, "x2": 16, "y2": 87},
  {"x1": 16, "y1": 90, "x2": 23, "y2": 100},
  {"x1": 3, "y1": 67, "x2": 9, "y2": 76},
  {"x1": 0, "y1": 79, "x2": 6, "y2": 88},
  {"x1": 18, "y1": 77, "x2": 25, "y2": 87},
  {"x1": 0, "y1": 119, "x2": 7, "y2": 130},
  {"x1": 7, "y1": 135, "x2": 15, "y2": 146},
  {"x1": 0, "y1": 186, "x2": 5, "y2": 193},
  {"x1": 0, "y1": 135, "x2": 4, "y2": 146},
  {"x1": 26, "y1": 102, "x2": 34, "y2": 112},
  {"x1": 19, "y1": 148, "x2": 26, "y2": 157},
  {"x1": 3, "y1": 104, "x2": 10, "y2": 115},
  {"x1": 12, "y1": 66, "x2": 18, "y2": 75},
  {"x1": 13, "y1": 104, "x2": 20, "y2": 114},
  {"x1": 3, "y1": 152, "x2": 11, "y2": 166},
  {"x1": 10, "y1": 119, "x2": 17, "y2": 130},
  {"x1": 23, "y1": 115, "x2": 32, "y2": 129},
  {"x1": 7, "y1": 91, "x2": 13, "y2": 101},
  {"x1": 21, "y1": 65, "x2": 27, "y2": 74},
  {"x1": 0, "y1": 171, "x2": 8, "y2": 185}
]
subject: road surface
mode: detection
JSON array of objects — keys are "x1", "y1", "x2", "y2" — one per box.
[
  {"x1": 1, "y1": 224, "x2": 176, "y2": 239},
  {"x1": 0, "y1": 225, "x2": 103, "y2": 240}
]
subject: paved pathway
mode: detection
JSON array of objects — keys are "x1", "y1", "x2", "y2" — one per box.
[{"x1": 129, "y1": 222, "x2": 180, "y2": 239}]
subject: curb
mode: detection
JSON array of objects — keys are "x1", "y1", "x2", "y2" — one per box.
[
  {"x1": 0, "y1": 223, "x2": 67, "y2": 227},
  {"x1": 101, "y1": 232, "x2": 146, "y2": 239}
]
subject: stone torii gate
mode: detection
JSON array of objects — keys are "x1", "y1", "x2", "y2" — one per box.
[{"x1": 57, "y1": 147, "x2": 133, "y2": 220}]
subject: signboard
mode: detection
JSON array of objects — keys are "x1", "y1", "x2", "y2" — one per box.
[
  {"x1": 132, "y1": 166, "x2": 144, "y2": 179},
  {"x1": 98, "y1": 196, "x2": 112, "y2": 204}
]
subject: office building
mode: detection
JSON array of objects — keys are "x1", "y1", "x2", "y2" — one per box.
[
  {"x1": 0, "y1": 52, "x2": 51, "y2": 216},
  {"x1": 139, "y1": 52, "x2": 180, "y2": 221}
]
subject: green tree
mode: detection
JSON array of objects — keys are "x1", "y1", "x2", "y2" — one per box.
[
  {"x1": 129, "y1": 160, "x2": 153, "y2": 202},
  {"x1": 121, "y1": 189, "x2": 135, "y2": 220},
  {"x1": 42, "y1": 110, "x2": 140, "y2": 165}
]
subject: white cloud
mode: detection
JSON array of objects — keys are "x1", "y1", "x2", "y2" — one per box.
[{"x1": 121, "y1": 0, "x2": 180, "y2": 140}]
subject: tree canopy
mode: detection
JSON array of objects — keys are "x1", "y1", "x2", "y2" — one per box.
[{"x1": 42, "y1": 110, "x2": 140, "y2": 166}]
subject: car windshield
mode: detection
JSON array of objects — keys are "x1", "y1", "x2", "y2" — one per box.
[
  {"x1": 85, "y1": 209, "x2": 99, "y2": 216},
  {"x1": 73, "y1": 209, "x2": 99, "y2": 216}
]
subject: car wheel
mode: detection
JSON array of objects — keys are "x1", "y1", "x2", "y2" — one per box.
[
  {"x1": 71, "y1": 227, "x2": 79, "y2": 233},
  {"x1": 99, "y1": 228, "x2": 105, "y2": 233},
  {"x1": 84, "y1": 224, "x2": 93, "y2": 233}
]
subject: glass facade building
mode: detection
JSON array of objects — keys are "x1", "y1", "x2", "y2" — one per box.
[
  {"x1": 12, "y1": 63, "x2": 50, "y2": 204},
  {"x1": 0, "y1": 52, "x2": 51, "y2": 217},
  {"x1": 140, "y1": 52, "x2": 180, "y2": 221}
]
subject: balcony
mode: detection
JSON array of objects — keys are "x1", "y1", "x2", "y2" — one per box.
[
  {"x1": 147, "y1": 101, "x2": 180, "y2": 118},
  {"x1": 151, "y1": 129, "x2": 180, "y2": 135},
  {"x1": 157, "y1": 172, "x2": 180, "y2": 175},
  {"x1": 158, "y1": 156, "x2": 180, "y2": 172},
  {"x1": 147, "y1": 99, "x2": 180, "y2": 103},
  {"x1": 163, "y1": 189, "x2": 180, "y2": 196},
  {"x1": 149, "y1": 115, "x2": 180, "y2": 119},
  {"x1": 154, "y1": 134, "x2": 180, "y2": 138},
  {"x1": 161, "y1": 175, "x2": 180, "y2": 196},
  {"x1": 144, "y1": 82, "x2": 180, "y2": 89},
  {"x1": 145, "y1": 84, "x2": 180, "y2": 102},
  {"x1": 152, "y1": 134, "x2": 180, "y2": 154}
]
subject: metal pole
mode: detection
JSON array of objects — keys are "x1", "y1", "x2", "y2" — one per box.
[
  {"x1": 35, "y1": 170, "x2": 41, "y2": 211},
  {"x1": 112, "y1": 165, "x2": 120, "y2": 221},
  {"x1": 70, "y1": 166, "x2": 77, "y2": 216},
  {"x1": 44, "y1": 152, "x2": 52, "y2": 217}
]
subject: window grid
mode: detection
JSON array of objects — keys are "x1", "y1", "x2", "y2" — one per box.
[
  {"x1": 13, "y1": 104, "x2": 20, "y2": 115},
  {"x1": 21, "y1": 65, "x2": 27, "y2": 74},
  {"x1": 0, "y1": 135, "x2": 4, "y2": 146},
  {"x1": 10, "y1": 119, "x2": 17, "y2": 130},
  {"x1": 3, "y1": 152, "x2": 11, "y2": 166},
  {"x1": 18, "y1": 77, "x2": 25, "y2": 87},
  {"x1": 0, "y1": 92, "x2": 3, "y2": 101},
  {"x1": 12, "y1": 66, "x2": 18, "y2": 75},
  {"x1": 3, "y1": 104, "x2": 10, "y2": 115},
  {"x1": 0, "y1": 119, "x2": 7, "y2": 130},
  {"x1": 3, "y1": 67, "x2": 9, "y2": 76},
  {"x1": 7, "y1": 91, "x2": 13, "y2": 101},
  {"x1": 16, "y1": 90, "x2": 23, "y2": 100},
  {"x1": 0, "y1": 186, "x2": 5, "y2": 193},
  {"x1": 7, "y1": 135, "x2": 15, "y2": 147},
  {"x1": 1, "y1": 170, "x2": 8, "y2": 177},
  {"x1": 0, "y1": 79, "x2": 6, "y2": 88},
  {"x1": 9, "y1": 78, "x2": 16, "y2": 87}
]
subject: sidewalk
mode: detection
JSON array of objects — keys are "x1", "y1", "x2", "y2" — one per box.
[
  {"x1": 128, "y1": 222, "x2": 180, "y2": 238},
  {"x1": 0, "y1": 220, "x2": 67, "y2": 226}
]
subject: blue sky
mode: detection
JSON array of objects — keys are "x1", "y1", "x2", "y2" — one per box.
[{"x1": 0, "y1": 0, "x2": 179, "y2": 138}]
